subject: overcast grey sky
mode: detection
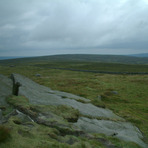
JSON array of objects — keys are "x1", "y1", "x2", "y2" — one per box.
[{"x1": 0, "y1": 0, "x2": 148, "y2": 56}]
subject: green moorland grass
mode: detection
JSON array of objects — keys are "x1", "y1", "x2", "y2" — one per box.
[
  {"x1": 1, "y1": 116, "x2": 96, "y2": 148},
  {"x1": 34, "y1": 61, "x2": 148, "y2": 73},
  {"x1": 1, "y1": 95, "x2": 141, "y2": 148},
  {"x1": 0, "y1": 63, "x2": 148, "y2": 146},
  {"x1": 1, "y1": 116, "x2": 140, "y2": 148}
]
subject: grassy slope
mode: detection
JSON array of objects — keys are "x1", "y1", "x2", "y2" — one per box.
[{"x1": 0, "y1": 60, "x2": 148, "y2": 147}]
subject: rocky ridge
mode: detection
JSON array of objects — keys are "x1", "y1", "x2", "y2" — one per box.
[{"x1": 0, "y1": 73, "x2": 147, "y2": 148}]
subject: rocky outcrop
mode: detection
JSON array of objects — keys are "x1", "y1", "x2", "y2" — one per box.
[
  {"x1": 0, "y1": 73, "x2": 147, "y2": 148},
  {"x1": 12, "y1": 73, "x2": 121, "y2": 120},
  {"x1": 0, "y1": 74, "x2": 12, "y2": 106}
]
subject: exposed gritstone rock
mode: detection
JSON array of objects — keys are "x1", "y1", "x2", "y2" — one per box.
[{"x1": 0, "y1": 73, "x2": 147, "y2": 148}]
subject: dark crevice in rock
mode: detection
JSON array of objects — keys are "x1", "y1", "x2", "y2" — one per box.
[
  {"x1": 10, "y1": 74, "x2": 21, "y2": 96},
  {"x1": 13, "y1": 120, "x2": 22, "y2": 125},
  {"x1": 0, "y1": 106, "x2": 6, "y2": 110}
]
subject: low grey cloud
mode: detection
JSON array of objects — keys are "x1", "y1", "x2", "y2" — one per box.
[{"x1": 0, "y1": 0, "x2": 148, "y2": 56}]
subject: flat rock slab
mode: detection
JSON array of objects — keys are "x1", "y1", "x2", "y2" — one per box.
[
  {"x1": 75, "y1": 117, "x2": 147, "y2": 148},
  {"x1": 0, "y1": 74, "x2": 12, "y2": 106},
  {"x1": 52, "y1": 90, "x2": 91, "y2": 103},
  {"x1": 12, "y1": 73, "x2": 121, "y2": 120}
]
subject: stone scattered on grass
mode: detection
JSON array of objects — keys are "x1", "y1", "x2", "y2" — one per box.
[
  {"x1": 98, "y1": 95, "x2": 102, "y2": 101},
  {"x1": 35, "y1": 74, "x2": 41, "y2": 77},
  {"x1": 111, "y1": 91, "x2": 118, "y2": 95}
]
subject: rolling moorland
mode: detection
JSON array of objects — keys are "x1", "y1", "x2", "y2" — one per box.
[
  {"x1": 0, "y1": 52, "x2": 148, "y2": 60},
  {"x1": 0, "y1": 54, "x2": 148, "y2": 64},
  {"x1": 0, "y1": 54, "x2": 148, "y2": 148}
]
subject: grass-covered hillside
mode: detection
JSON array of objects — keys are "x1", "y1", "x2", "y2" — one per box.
[
  {"x1": 0, "y1": 54, "x2": 148, "y2": 65},
  {"x1": 0, "y1": 57, "x2": 148, "y2": 147}
]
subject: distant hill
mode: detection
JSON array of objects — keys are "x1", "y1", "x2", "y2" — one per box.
[
  {"x1": 0, "y1": 56, "x2": 25, "y2": 60},
  {"x1": 0, "y1": 54, "x2": 148, "y2": 65},
  {"x1": 129, "y1": 53, "x2": 148, "y2": 57}
]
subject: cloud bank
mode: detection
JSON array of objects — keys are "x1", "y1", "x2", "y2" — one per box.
[{"x1": 0, "y1": 0, "x2": 148, "y2": 56}]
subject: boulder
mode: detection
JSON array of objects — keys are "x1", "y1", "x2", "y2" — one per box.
[
  {"x1": 111, "y1": 91, "x2": 118, "y2": 95},
  {"x1": 35, "y1": 74, "x2": 41, "y2": 77}
]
